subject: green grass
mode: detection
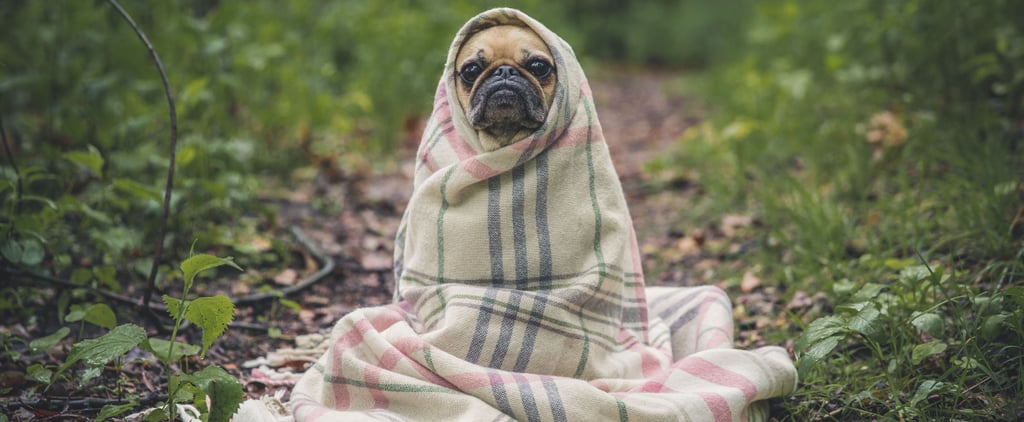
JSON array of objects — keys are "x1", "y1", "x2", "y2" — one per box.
[{"x1": 646, "y1": 1, "x2": 1024, "y2": 418}]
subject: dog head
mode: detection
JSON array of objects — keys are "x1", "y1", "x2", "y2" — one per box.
[{"x1": 454, "y1": 25, "x2": 556, "y2": 146}]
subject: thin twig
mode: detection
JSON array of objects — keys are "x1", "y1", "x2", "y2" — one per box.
[{"x1": 106, "y1": 0, "x2": 178, "y2": 309}]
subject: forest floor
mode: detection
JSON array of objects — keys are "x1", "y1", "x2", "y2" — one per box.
[{"x1": 3, "y1": 68, "x2": 808, "y2": 420}]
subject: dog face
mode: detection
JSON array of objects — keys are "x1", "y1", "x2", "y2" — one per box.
[{"x1": 454, "y1": 25, "x2": 556, "y2": 146}]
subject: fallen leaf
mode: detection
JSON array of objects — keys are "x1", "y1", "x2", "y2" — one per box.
[
  {"x1": 787, "y1": 290, "x2": 812, "y2": 310},
  {"x1": 273, "y1": 269, "x2": 299, "y2": 286},
  {"x1": 741, "y1": 270, "x2": 762, "y2": 293},
  {"x1": 721, "y1": 214, "x2": 753, "y2": 237},
  {"x1": 674, "y1": 236, "x2": 702, "y2": 256},
  {"x1": 360, "y1": 251, "x2": 393, "y2": 271}
]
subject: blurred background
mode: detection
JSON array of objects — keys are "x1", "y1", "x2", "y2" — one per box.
[{"x1": 2, "y1": 0, "x2": 1022, "y2": 419}]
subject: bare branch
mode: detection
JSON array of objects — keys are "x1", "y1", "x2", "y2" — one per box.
[{"x1": 106, "y1": 0, "x2": 178, "y2": 309}]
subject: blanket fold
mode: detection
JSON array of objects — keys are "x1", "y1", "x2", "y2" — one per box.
[{"x1": 287, "y1": 8, "x2": 797, "y2": 421}]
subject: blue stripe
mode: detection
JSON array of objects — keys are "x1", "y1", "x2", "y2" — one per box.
[
  {"x1": 489, "y1": 291, "x2": 522, "y2": 368},
  {"x1": 488, "y1": 176, "x2": 505, "y2": 286},
  {"x1": 542, "y1": 378, "x2": 566, "y2": 421},
  {"x1": 465, "y1": 288, "x2": 497, "y2": 364},
  {"x1": 512, "y1": 164, "x2": 528, "y2": 289},
  {"x1": 535, "y1": 150, "x2": 552, "y2": 287},
  {"x1": 514, "y1": 374, "x2": 542, "y2": 422}
]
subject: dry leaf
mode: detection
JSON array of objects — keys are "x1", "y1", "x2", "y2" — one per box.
[
  {"x1": 674, "y1": 236, "x2": 702, "y2": 256},
  {"x1": 273, "y1": 269, "x2": 299, "y2": 286},
  {"x1": 360, "y1": 251, "x2": 393, "y2": 271},
  {"x1": 721, "y1": 214, "x2": 753, "y2": 237},
  {"x1": 741, "y1": 270, "x2": 762, "y2": 293}
]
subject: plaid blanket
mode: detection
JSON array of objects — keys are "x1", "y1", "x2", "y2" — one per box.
[{"x1": 284, "y1": 8, "x2": 796, "y2": 422}]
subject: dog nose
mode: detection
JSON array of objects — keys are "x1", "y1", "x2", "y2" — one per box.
[{"x1": 492, "y1": 65, "x2": 521, "y2": 79}]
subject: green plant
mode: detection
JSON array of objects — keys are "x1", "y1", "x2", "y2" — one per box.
[
  {"x1": 794, "y1": 258, "x2": 1023, "y2": 419},
  {"x1": 47, "y1": 253, "x2": 244, "y2": 421}
]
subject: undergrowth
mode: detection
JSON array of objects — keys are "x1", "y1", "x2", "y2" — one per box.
[{"x1": 648, "y1": 0, "x2": 1024, "y2": 419}]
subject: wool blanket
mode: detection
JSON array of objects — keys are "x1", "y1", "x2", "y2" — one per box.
[{"x1": 285, "y1": 8, "x2": 797, "y2": 422}]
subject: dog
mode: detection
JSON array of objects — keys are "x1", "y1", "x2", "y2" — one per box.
[{"x1": 454, "y1": 25, "x2": 557, "y2": 146}]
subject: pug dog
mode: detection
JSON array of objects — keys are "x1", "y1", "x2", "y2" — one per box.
[{"x1": 454, "y1": 25, "x2": 557, "y2": 146}]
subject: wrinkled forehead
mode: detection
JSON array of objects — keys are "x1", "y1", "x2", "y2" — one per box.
[{"x1": 455, "y1": 24, "x2": 551, "y2": 65}]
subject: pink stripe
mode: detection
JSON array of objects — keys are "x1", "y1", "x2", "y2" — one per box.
[
  {"x1": 446, "y1": 371, "x2": 499, "y2": 390},
  {"x1": 460, "y1": 157, "x2": 499, "y2": 180},
  {"x1": 330, "y1": 318, "x2": 371, "y2": 409},
  {"x1": 695, "y1": 291, "x2": 731, "y2": 349},
  {"x1": 696, "y1": 391, "x2": 732, "y2": 422},
  {"x1": 436, "y1": 98, "x2": 476, "y2": 162},
  {"x1": 417, "y1": 138, "x2": 440, "y2": 173},
  {"x1": 548, "y1": 125, "x2": 600, "y2": 149},
  {"x1": 392, "y1": 338, "x2": 458, "y2": 389},
  {"x1": 638, "y1": 380, "x2": 665, "y2": 393},
  {"x1": 362, "y1": 364, "x2": 389, "y2": 409},
  {"x1": 679, "y1": 357, "x2": 759, "y2": 402}
]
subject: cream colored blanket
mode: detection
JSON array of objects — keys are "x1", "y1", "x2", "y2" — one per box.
[{"x1": 284, "y1": 8, "x2": 797, "y2": 421}]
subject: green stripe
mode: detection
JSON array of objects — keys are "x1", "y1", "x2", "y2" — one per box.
[
  {"x1": 322, "y1": 374, "x2": 456, "y2": 395},
  {"x1": 423, "y1": 347, "x2": 437, "y2": 372},
  {"x1": 617, "y1": 398, "x2": 629, "y2": 421},
  {"x1": 436, "y1": 167, "x2": 457, "y2": 283},
  {"x1": 574, "y1": 100, "x2": 606, "y2": 379},
  {"x1": 583, "y1": 100, "x2": 606, "y2": 271},
  {"x1": 443, "y1": 294, "x2": 619, "y2": 344}
]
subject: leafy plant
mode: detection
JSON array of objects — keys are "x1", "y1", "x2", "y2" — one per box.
[
  {"x1": 45, "y1": 253, "x2": 244, "y2": 421},
  {"x1": 140, "y1": 253, "x2": 244, "y2": 422}
]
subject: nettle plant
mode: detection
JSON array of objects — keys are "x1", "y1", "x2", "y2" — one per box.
[
  {"x1": 39, "y1": 254, "x2": 244, "y2": 422},
  {"x1": 795, "y1": 257, "x2": 1024, "y2": 418}
]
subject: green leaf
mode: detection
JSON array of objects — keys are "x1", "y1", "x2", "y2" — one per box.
[
  {"x1": 144, "y1": 338, "x2": 200, "y2": 363},
  {"x1": 60, "y1": 324, "x2": 146, "y2": 373},
  {"x1": 911, "y1": 312, "x2": 945, "y2": 338},
  {"x1": 911, "y1": 340, "x2": 947, "y2": 365},
  {"x1": 795, "y1": 315, "x2": 845, "y2": 349},
  {"x1": 26, "y1": 364, "x2": 52, "y2": 384},
  {"x1": 143, "y1": 406, "x2": 169, "y2": 422},
  {"x1": 909, "y1": 379, "x2": 947, "y2": 406},
  {"x1": 883, "y1": 258, "x2": 915, "y2": 270},
  {"x1": 851, "y1": 283, "x2": 884, "y2": 301},
  {"x1": 1, "y1": 240, "x2": 22, "y2": 264},
  {"x1": 981, "y1": 314, "x2": 1009, "y2": 340},
  {"x1": 899, "y1": 265, "x2": 932, "y2": 284},
  {"x1": 180, "y1": 254, "x2": 242, "y2": 290},
  {"x1": 182, "y1": 365, "x2": 243, "y2": 422},
  {"x1": 268, "y1": 327, "x2": 282, "y2": 339},
  {"x1": 29, "y1": 327, "x2": 70, "y2": 354},
  {"x1": 21, "y1": 195, "x2": 58, "y2": 210},
  {"x1": 96, "y1": 401, "x2": 137, "y2": 422},
  {"x1": 94, "y1": 265, "x2": 119, "y2": 290},
  {"x1": 64, "y1": 146, "x2": 105, "y2": 176},
  {"x1": 112, "y1": 178, "x2": 162, "y2": 202},
  {"x1": 844, "y1": 302, "x2": 883, "y2": 340},
  {"x1": 163, "y1": 295, "x2": 187, "y2": 320},
  {"x1": 278, "y1": 297, "x2": 301, "y2": 312},
  {"x1": 81, "y1": 366, "x2": 103, "y2": 384},
  {"x1": 20, "y1": 239, "x2": 45, "y2": 265},
  {"x1": 797, "y1": 335, "x2": 841, "y2": 374},
  {"x1": 186, "y1": 295, "x2": 235, "y2": 358},
  {"x1": 65, "y1": 307, "x2": 88, "y2": 323},
  {"x1": 84, "y1": 303, "x2": 117, "y2": 329}
]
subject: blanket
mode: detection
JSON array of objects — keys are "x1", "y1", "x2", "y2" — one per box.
[{"x1": 285, "y1": 8, "x2": 797, "y2": 421}]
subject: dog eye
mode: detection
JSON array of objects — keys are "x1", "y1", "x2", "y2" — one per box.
[
  {"x1": 459, "y1": 62, "x2": 483, "y2": 84},
  {"x1": 526, "y1": 59, "x2": 552, "y2": 79}
]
